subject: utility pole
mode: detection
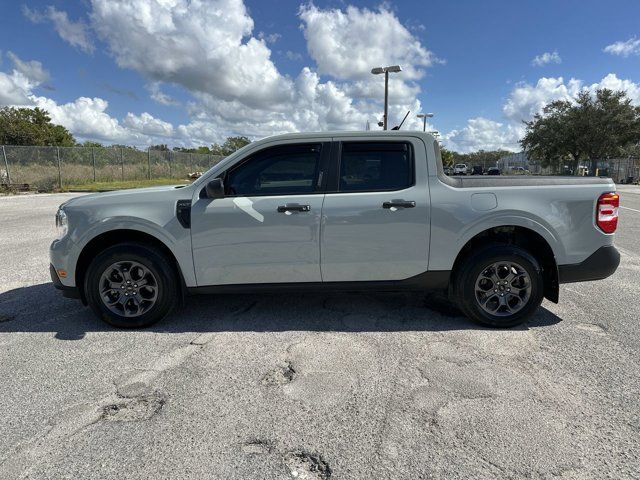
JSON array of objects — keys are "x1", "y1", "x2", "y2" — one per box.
[
  {"x1": 1, "y1": 146, "x2": 10, "y2": 185},
  {"x1": 417, "y1": 113, "x2": 434, "y2": 132},
  {"x1": 371, "y1": 65, "x2": 402, "y2": 130}
]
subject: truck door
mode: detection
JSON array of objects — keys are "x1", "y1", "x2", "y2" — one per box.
[
  {"x1": 190, "y1": 141, "x2": 330, "y2": 286},
  {"x1": 320, "y1": 138, "x2": 430, "y2": 282}
]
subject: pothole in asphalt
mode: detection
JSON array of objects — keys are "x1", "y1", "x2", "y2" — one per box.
[
  {"x1": 283, "y1": 451, "x2": 331, "y2": 480},
  {"x1": 101, "y1": 393, "x2": 165, "y2": 422},
  {"x1": 0, "y1": 314, "x2": 15, "y2": 323},
  {"x1": 262, "y1": 361, "x2": 296, "y2": 386},
  {"x1": 423, "y1": 292, "x2": 463, "y2": 317}
]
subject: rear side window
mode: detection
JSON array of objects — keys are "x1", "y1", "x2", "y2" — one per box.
[{"x1": 339, "y1": 142, "x2": 413, "y2": 192}]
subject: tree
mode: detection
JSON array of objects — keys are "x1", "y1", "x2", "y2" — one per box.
[
  {"x1": 445, "y1": 148, "x2": 513, "y2": 168},
  {"x1": 522, "y1": 89, "x2": 640, "y2": 174},
  {"x1": 149, "y1": 144, "x2": 169, "y2": 151},
  {"x1": 0, "y1": 107, "x2": 75, "y2": 146},
  {"x1": 173, "y1": 146, "x2": 213, "y2": 154},
  {"x1": 440, "y1": 146, "x2": 454, "y2": 166},
  {"x1": 210, "y1": 136, "x2": 251, "y2": 156}
]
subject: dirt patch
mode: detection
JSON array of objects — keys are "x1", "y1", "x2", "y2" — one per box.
[
  {"x1": 283, "y1": 451, "x2": 331, "y2": 480},
  {"x1": 262, "y1": 361, "x2": 296, "y2": 386}
]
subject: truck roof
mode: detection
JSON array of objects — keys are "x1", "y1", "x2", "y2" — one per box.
[{"x1": 253, "y1": 130, "x2": 438, "y2": 143}]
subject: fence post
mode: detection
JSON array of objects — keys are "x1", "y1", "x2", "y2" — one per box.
[
  {"x1": 1, "y1": 145, "x2": 10, "y2": 185},
  {"x1": 56, "y1": 147, "x2": 62, "y2": 189},
  {"x1": 120, "y1": 147, "x2": 124, "y2": 181},
  {"x1": 147, "y1": 147, "x2": 151, "y2": 180},
  {"x1": 92, "y1": 148, "x2": 96, "y2": 182},
  {"x1": 168, "y1": 150, "x2": 172, "y2": 178}
]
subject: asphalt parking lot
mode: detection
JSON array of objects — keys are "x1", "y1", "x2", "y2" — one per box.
[{"x1": 0, "y1": 186, "x2": 639, "y2": 479}]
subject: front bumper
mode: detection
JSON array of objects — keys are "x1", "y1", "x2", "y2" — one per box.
[
  {"x1": 50, "y1": 264, "x2": 80, "y2": 299},
  {"x1": 558, "y1": 245, "x2": 620, "y2": 284}
]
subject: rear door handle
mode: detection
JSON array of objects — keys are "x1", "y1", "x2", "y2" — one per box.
[
  {"x1": 382, "y1": 200, "x2": 416, "y2": 209},
  {"x1": 277, "y1": 204, "x2": 311, "y2": 213}
]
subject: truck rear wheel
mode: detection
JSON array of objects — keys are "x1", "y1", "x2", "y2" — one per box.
[
  {"x1": 84, "y1": 243, "x2": 178, "y2": 328},
  {"x1": 454, "y1": 245, "x2": 543, "y2": 327}
]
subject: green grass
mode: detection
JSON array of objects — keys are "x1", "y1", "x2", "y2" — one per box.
[{"x1": 62, "y1": 178, "x2": 190, "y2": 191}]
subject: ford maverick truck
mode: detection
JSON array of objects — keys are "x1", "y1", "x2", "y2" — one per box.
[{"x1": 50, "y1": 132, "x2": 620, "y2": 328}]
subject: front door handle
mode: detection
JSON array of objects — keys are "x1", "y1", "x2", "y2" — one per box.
[
  {"x1": 277, "y1": 204, "x2": 311, "y2": 213},
  {"x1": 382, "y1": 200, "x2": 416, "y2": 209}
]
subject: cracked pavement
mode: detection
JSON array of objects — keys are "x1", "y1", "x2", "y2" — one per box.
[{"x1": 0, "y1": 188, "x2": 639, "y2": 479}]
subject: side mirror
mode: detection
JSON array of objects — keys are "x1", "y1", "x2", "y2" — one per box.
[{"x1": 205, "y1": 178, "x2": 225, "y2": 199}]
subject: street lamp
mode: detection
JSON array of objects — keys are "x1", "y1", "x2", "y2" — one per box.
[
  {"x1": 416, "y1": 113, "x2": 434, "y2": 132},
  {"x1": 371, "y1": 65, "x2": 402, "y2": 130}
]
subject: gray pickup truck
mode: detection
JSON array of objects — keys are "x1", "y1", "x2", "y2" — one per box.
[{"x1": 50, "y1": 132, "x2": 620, "y2": 328}]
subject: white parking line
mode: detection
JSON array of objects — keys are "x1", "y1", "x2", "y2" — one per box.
[{"x1": 621, "y1": 206, "x2": 640, "y2": 213}]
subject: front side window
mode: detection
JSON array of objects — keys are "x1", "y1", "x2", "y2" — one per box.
[
  {"x1": 339, "y1": 142, "x2": 413, "y2": 192},
  {"x1": 226, "y1": 144, "x2": 322, "y2": 196}
]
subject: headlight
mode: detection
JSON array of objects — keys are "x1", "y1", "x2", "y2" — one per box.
[{"x1": 55, "y1": 207, "x2": 68, "y2": 239}]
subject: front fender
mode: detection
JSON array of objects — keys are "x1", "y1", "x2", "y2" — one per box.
[{"x1": 63, "y1": 215, "x2": 196, "y2": 287}]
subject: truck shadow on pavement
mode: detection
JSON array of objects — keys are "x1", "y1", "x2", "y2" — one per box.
[{"x1": 0, "y1": 282, "x2": 562, "y2": 340}]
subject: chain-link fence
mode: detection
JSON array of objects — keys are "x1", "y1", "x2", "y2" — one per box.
[
  {"x1": 496, "y1": 153, "x2": 640, "y2": 181},
  {"x1": 0, "y1": 145, "x2": 225, "y2": 190}
]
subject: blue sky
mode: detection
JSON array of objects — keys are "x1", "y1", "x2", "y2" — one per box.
[{"x1": 1, "y1": 0, "x2": 639, "y2": 151}]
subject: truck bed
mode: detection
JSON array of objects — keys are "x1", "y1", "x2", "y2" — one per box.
[{"x1": 440, "y1": 174, "x2": 613, "y2": 188}]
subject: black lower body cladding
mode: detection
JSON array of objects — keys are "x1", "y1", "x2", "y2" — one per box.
[
  {"x1": 50, "y1": 264, "x2": 81, "y2": 299},
  {"x1": 558, "y1": 245, "x2": 621, "y2": 284}
]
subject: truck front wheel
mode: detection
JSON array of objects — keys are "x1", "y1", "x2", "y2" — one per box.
[
  {"x1": 454, "y1": 245, "x2": 544, "y2": 327},
  {"x1": 84, "y1": 243, "x2": 178, "y2": 328}
]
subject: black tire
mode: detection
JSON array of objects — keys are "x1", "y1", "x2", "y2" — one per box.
[
  {"x1": 453, "y1": 244, "x2": 544, "y2": 327},
  {"x1": 84, "y1": 242, "x2": 178, "y2": 328}
]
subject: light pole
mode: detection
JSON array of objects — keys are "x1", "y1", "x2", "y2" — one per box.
[
  {"x1": 416, "y1": 113, "x2": 434, "y2": 132},
  {"x1": 371, "y1": 65, "x2": 402, "y2": 130}
]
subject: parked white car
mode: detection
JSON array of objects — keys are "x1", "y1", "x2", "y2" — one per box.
[{"x1": 453, "y1": 163, "x2": 468, "y2": 175}]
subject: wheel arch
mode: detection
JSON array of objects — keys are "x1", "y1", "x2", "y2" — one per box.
[
  {"x1": 75, "y1": 229, "x2": 187, "y2": 305},
  {"x1": 450, "y1": 225, "x2": 559, "y2": 303}
]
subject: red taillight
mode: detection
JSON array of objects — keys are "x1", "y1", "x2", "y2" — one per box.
[{"x1": 596, "y1": 192, "x2": 619, "y2": 234}]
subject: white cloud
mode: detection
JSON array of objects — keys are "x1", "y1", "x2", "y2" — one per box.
[
  {"x1": 90, "y1": 0, "x2": 292, "y2": 109},
  {"x1": 503, "y1": 77, "x2": 582, "y2": 123},
  {"x1": 7, "y1": 52, "x2": 50, "y2": 84},
  {"x1": 531, "y1": 51, "x2": 561, "y2": 67},
  {"x1": 285, "y1": 51, "x2": 303, "y2": 61},
  {"x1": 0, "y1": 52, "x2": 46, "y2": 106},
  {"x1": 604, "y1": 37, "x2": 640, "y2": 57},
  {"x1": 443, "y1": 118, "x2": 521, "y2": 153},
  {"x1": 0, "y1": 70, "x2": 34, "y2": 106},
  {"x1": 123, "y1": 112, "x2": 175, "y2": 137},
  {"x1": 79, "y1": 1, "x2": 436, "y2": 143},
  {"x1": 23, "y1": 5, "x2": 94, "y2": 54},
  {"x1": 147, "y1": 82, "x2": 179, "y2": 106},
  {"x1": 258, "y1": 32, "x2": 281, "y2": 44},
  {"x1": 32, "y1": 95, "x2": 138, "y2": 142},
  {"x1": 299, "y1": 4, "x2": 438, "y2": 81}
]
